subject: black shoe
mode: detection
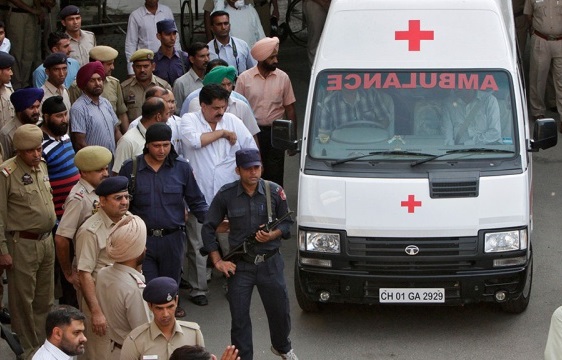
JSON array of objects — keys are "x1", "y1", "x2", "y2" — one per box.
[
  {"x1": 179, "y1": 278, "x2": 191, "y2": 290},
  {"x1": 189, "y1": 295, "x2": 208, "y2": 306},
  {"x1": 0, "y1": 307, "x2": 10, "y2": 324}
]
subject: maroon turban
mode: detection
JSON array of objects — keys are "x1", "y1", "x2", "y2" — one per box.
[{"x1": 76, "y1": 61, "x2": 106, "y2": 90}]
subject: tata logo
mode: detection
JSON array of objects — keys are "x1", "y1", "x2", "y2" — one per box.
[{"x1": 405, "y1": 245, "x2": 420, "y2": 256}]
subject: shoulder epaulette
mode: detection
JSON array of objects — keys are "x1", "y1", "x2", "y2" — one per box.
[
  {"x1": 178, "y1": 320, "x2": 201, "y2": 331},
  {"x1": 86, "y1": 216, "x2": 103, "y2": 233},
  {"x1": 127, "y1": 322, "x2": 150, "y2": 340},
  {"x1": 1, "y1": 158, "x2": 17, "y2": 177}
]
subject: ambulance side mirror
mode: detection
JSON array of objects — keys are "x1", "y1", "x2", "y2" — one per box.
[
  {"x1": 530, "y1": 118, "x2": 557, "y2": 151},
  {"x1": 272, "y1": 119, "x2": 299, "y2": 151}
]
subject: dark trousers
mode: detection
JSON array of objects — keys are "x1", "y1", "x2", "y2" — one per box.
[
  {"x1": 143, "y1": 231, "x2": 186, "y2": 285},
  {"x1": 52, "y1": 224, "x2": 78, "y2": 308},
  {"x1": 258, "y1": 126, "x2": 285, "y2": 187},
  {"x1": 227, "y1": 252, "x2": 292, "y2": 360}
]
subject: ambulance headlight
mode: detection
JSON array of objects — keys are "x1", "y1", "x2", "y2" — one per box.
[
  {"x1": 299, "y1": 230, "x2": 340, "y2": 253},
  {"x1": 484, "y1": 229, "x2": 527, "y2": 253}
]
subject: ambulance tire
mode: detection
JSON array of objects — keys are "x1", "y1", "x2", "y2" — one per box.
[
  {"x1": 294, "y1": 258, "x2": 321, "y2": 312},
  {"x1": 501, "y1": 252, "x2": 532, "y2": 314}
]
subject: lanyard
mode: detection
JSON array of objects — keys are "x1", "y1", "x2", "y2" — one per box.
[{"x1": 214, "y1": 38, "x2": 240, "y2": 74}]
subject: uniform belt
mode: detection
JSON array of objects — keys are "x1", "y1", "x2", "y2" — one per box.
[
  {"x1": 0, "y1": 5, "x2": 30, "y2": 13},
  {"x1": 534, "y1": 30, "x2": 562, "y2": 41},
  {"x1": 242, "y1": 249, "x2": 278, "y2": 265},
  {"x1": 12, "y1": 231, "x2": 51, "y2": 240},
  {"x1": 148, "y1": 226, "x2": 185, "y2": 237}
]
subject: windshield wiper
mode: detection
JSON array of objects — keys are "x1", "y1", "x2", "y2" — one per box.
[
  {"x1": 330, "y1": 150, "x2": 435, "y2": 166},
  {"x1": 410, "y1": 148, "x2": 516, "y2": 167}
]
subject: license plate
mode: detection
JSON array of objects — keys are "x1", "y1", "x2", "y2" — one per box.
[{"x1": 379, "y1": 288, "x2": 445, "y2": 303}]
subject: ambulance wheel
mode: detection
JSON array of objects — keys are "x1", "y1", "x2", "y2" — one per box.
[
  {"x1": 501, "y1": 253, "x2": 532, "y2": 314},
  {"x1": 294, "y1": 258, "x2": 321, "y2": 312}
]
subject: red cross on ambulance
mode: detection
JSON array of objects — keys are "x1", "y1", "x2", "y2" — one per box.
[
  {"x1": 401, "y1": 194, "x2": 422, "y2": 213},
  {"x1": 395, "y1": 20, "x2": 434, "y2": 51}
]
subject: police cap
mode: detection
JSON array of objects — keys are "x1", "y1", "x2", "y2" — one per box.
[
  {"x1": 59, "y1": 5, "x2": 80, "y2": 20},
  {"x1": 143, "y1": 277, "x2": 179, "y2": 304},
  {"x1": 95, "y1": 176, "x2": 128, "y2": 196},
  {"x1": 43, "y1": 52, "x2": 68, "y2": 69},
  {"x1": 0, "y1": 52, "x2": 15, "y2": 69},
  {"x1": 89, "y1": 46, "x2": 118, "y2": 62},
  {"x1": 130, "y1": 49, "x2": 154, "y2": 63},
  {"x1": 236, "y1": 148, "x2": 262, "y2": 168},
  {"x1": 13, "y1": 124, "x2": 42, "y2": 151},
  {"x1": 156, "y1": 19, "x2": 177, "y2": 34},
  {"x1": 74, "y1": 146, "x2": 112, "y2": 172}
]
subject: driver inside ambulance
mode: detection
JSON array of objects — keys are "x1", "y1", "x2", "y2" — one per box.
[
  {"x1": 442, "y1": 89, "x2": 502, "y2": 146},
  {"x1": 317, "y1": 87, "x2": 395, "y2": 141}
]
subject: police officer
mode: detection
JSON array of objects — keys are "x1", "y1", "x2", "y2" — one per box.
[
  {"x1": 54, "y1": 146, "x2": 111, "y2": 295},
  {"x1": 0, "y1": 124, "x2": 57, "y2": 359},
  {"x1": 201, "y1": 148, "x2": 297, "y2": 360},
  {"x1": 121, "y1": 276, "x2": 205, "y2": 360},
  {"x1": 96, "y1": 215, "x2": 151, "y2": 360},
  {"x1": 119, "y1": 122, "x2": 208, "y2": 313},
  {"x1": 75, "y1": 176, "x2": 131, "y2": 360},
  {"x1": 121, "y1": 49, "x2": 172, "y2": 121},
  {"x1": 0, "y1": 51, "x2": 14, "y2": 130}
]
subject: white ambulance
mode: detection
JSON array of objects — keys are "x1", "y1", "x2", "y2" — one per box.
[{"x1": 273, "y1": 0, "x2": 557, "y2": 313}]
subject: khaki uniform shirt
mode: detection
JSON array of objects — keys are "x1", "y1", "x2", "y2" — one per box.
[
  {"x1": 524, "y1": 0, "x2": 562, "y2": 35},
  {"x1": 0, "y1": 117, "x2": 23, "y2": 160},
  {"x1": 121, "y1": 75, "x2": 171, "y2": 120},
  {"x1": 56, "y1": 178, "x2": 99, "y2": 243},
  {"x1": 75, "y1": 209, "x2": 131, "y2": 278},
  {"x1": 41, "y1": 81, "x2": 72, "y2": 114},
  {"x1": 0, "y1": 156, "x2": 56, "y2": 254},
  {"x1": 121, "y1": 320, "x2": 204, "y2": 360},
  {"x1": 68, "y1": 76, "x2": 128, "y2": 116},
  {"x1": 0, "y1": 85, "x2": 14, "y2": 130},
  {"x1": 95, "y1": 264, "x2": 151, "y2": 345},
  {"x1": 67, "y1": 30, "x2": 97, "y2": 67}
]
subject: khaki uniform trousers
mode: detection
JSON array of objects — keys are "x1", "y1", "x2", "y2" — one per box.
[
  {"x1": 7, "y1": 232, "x2": 55, "y2": 360},
  {"x1": 80, "y1": 295, "x2": 110, "y2": 360},
  {"x1": 6, "y1": 11, "x2": 41, "y2": 89},
  {"x1": 528, "y1": 34, "x2": 562, "y2": 118}
]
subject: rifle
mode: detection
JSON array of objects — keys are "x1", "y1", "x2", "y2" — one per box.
[{"x1": 222, "y1": 211, "x2": 294, "y2": 262}]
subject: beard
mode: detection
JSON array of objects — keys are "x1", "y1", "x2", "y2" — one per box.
[{"x1": 46, "y1": 120, "x2": 68, "y2": 137}]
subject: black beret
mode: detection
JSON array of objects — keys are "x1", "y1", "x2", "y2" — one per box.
[
  {"x1": 95, "y1": 176, "x2": 128, "y2": 196},
  {"x1": 146, "y1": 123, "x2": 172, "y2": 143},
  {"x1": 143, "y1": 277, "x2": 179, "y2": 304},
  {"x1": 43, "y1": 52, "x2": 67, "y2": 69},
  {"x1": 59, "y1": 5, "x2": 79, "y2": 19},
  {"x1": 42, "y1": 96, "x2": 67, "y2": 115},
  {"x1": 0, "y1": 52, "x2": 15, "y2": 69}
]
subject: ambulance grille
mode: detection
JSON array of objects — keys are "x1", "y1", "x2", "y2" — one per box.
[
  {"x1": 429, "y1": 179, "x2": 479, "y2": 198},
  {"x1": 348, "y1": 236, "x2": 478, "y2": 273}
]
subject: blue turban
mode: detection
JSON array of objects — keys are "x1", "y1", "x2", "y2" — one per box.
[{"x1": 10, "y1": 88, "x2": 44, "y2": 113}]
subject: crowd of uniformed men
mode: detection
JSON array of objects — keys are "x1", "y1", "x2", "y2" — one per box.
[{"x1": 0, "y1": 0, "x2": 302, "y2": 359}]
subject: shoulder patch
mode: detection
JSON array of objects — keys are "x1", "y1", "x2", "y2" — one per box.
[
  {"x1": 1, "y1": 159, "x2": 17, "y2": 177},
  {"x1": 276, "y1": 186, "x2": 286, "y2": 201}
]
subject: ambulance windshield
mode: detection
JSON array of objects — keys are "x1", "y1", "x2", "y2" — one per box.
[{"x1": 308, "y1": 70, "x2": 517, "y2": 163}]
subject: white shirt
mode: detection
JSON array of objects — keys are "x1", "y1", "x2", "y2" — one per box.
[
  {"x1": 125, "y1": 4, "x2": 181, "y2": 75},
  {"x1": 207, "y1": 36, "x2": 257, "y2": 75},
  {"x1": 112, "y1": 122, "x2": 147, "y2": 173},
  {"x1": 127, "y1": 116, "x2": 183, "y2": 157},
  {"x1": 0, "y1": 38, "x2": 11, "y2": 53},
  {"x1": 187, "y1": 93, "x2": 260, "y2": 136},
  {"x1": 32, "y1": 340, "x2": 75, "y2": 360},
  {"x1": 179, "y1": 111, "x2": 257, "y2": 203},
  {"x1": 223, "y1": 4, "x2": 265, "y2": 48}
]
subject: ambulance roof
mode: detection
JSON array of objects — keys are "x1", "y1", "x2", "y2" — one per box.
[{"x1": 317, "y1": 0, "x2": 516, "y2": 71}]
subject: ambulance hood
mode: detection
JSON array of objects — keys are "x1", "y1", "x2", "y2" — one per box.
[{"x1": 297, "y1": 173, "x2": 529, "y2": 238}]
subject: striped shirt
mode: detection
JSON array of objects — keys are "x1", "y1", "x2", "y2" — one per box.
[
  {"x1": 70, "y1": 94, "x2": 119, "y2": 154},
  {"x1": 42, "y1": 132, "x2": 80, "y2": 219}
]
